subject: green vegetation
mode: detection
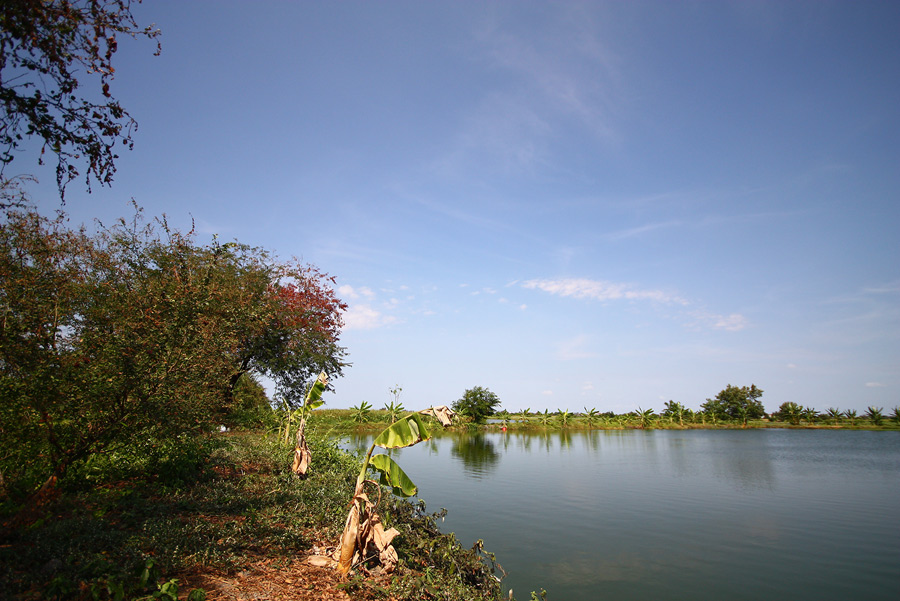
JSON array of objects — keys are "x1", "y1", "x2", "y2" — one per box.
[
  {"x1": 336, "y1": 406, "x2": 456, "y2": 576},
  {"x1": 350, "y1": 401, "x2": 374, "y2": 424},
  {"x1": 0, "y1": 427, "x2": 506, "y2": 600},
  {"x1": 0, "y1": 207, "x2": 346, "y2": 501},
  {"x1": 384, "y1": 385, "x2": 406, "y2": 423},
  {"x1": 701, "y1": 384, "x2": 765, "y2": 426},
  {"x1": 452, "y1": 386, "x2": 501, "y2": 424}
]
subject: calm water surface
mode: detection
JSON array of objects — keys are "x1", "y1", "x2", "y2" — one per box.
[{"x1": 343, "y1": 429, "x2": 900, "y2": 600}]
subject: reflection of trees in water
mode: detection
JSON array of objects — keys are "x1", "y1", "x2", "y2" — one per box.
[
  {"x1": 559, "y1": 429, "x2": 572, "y2": 450},
  {"x1": 450, "y1": 433, "x2": 501, "y2": 476},
  {"x1": 583, "y1": 430, "x2": 601, "y2": 453},
  {"x1": 541, "y1": 431, "x2": 553, "y2": 453}
]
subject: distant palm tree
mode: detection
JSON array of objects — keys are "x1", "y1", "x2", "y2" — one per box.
[
  {"x1": 826, "y1": 407, "x2": 842, "y2": 425},
  {"x1": 538, "y1": 409, "x2": 552, "y2": 427},
  {"x1": 844, "y1": 409, "x2": 858, "y2": 427},
  {"x1": 865, "y1": 406, "x2": 884, "y2": 426},
  {"x1": 636, "y1": 407, "x2": 654, "y2": 429},
  {"x1": 351, "y1": 401, "x2": 372, "y2": 424},
  {"x1": 663, "y1": 400, "x2": 686, "y2": 427},
  {"x1": 519, "y1": 407, "x2": 530, "y2": 423},
  {"x1": 802, "y1": 406, "x2": 819, "y2": 425},
  {"x1": 780, "y1": 402, "x2": 802, "y2": 426},
  {"x1": 892, "y1": 406, "x2": 900, "y2": 426},
  {"x1": 383, "y1": 400, "x2": 405, "y2": 423}
]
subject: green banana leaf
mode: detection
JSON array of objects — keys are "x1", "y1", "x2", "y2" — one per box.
[
  {"x1": 369, "y1": 453, "x2": 418, "y2": 497},
  {"x1": 305, "y1": 372, "x2": 328, "y2": 409},
  {"x1": 372, "y1": 413, "x2": 431, "y2": 449}
]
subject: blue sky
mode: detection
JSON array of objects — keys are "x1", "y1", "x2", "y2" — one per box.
[{"x1": 25, "y1": 1, "x2": 900, "y2": 414}]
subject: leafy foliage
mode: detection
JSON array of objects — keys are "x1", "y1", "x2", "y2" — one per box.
[
  {"x1": 865, "y1": 406, "x2": 884, "y2": 426},
  {"x1": 662, "y1": 401, "x2": 686, "y2": 426},
  {"x1": 0, "y1": 0, "x2": 161, "y2": 201},
  {"x1": 701, "y1": 384, "x2": 765, "y2": 423},
  {"x1": 452, "y1": 386, "x2": 501, "y2": 424},
  {"x1": 0, "y1": 207, "x2": 346, "y2": 498},
  {"x1": 350, "y1": 401, "x2": 373, "y2": 424}
]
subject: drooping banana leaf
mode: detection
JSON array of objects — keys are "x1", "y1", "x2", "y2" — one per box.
[
  {"x1": 369, "y1": 453, "x2": 418, "y2": 497},
  {"x1": 372, "y1": 412, "x2": 431, "y2": 449}
]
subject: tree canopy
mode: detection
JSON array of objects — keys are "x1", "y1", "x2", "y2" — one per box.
[
  {"x1": 701, "y1": 384, "x2": 765, "y2": 423},
  {"x1": 1, "y1": 0, "x2": 160, "y2": 202},
  {"x1": 0, "y1": 207, "x2": 346, "y2": 498},
  {"x1": 452, "y1": 386, "x2": 501, "y2": 424}
]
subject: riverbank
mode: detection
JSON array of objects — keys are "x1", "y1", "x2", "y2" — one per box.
[
  {"x1": 0, "y1": 430, "x2": 506, "y2": 601},
  {"x1": 314, "y1": 408, "x2": 900, "y2": 434}
]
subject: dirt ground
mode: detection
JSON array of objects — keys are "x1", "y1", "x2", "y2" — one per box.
[{"x1": 175, "y1": 556, "x2": 353, "y2": 601}]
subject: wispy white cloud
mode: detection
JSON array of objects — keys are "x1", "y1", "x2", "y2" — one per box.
[
  {"x1": 865, "y1": 382, "x2": 886, "y2": 388},
  {"x1": 338, "y1": 284, "x2": 375, "y2": 300},
  {"x1": 688, "y1": 311, "x2": 749, "y2": 332},
  {"x1": 522, "y1": 277, "x2": 686, "y2": 305},
  {"x1": 342, "y1": 304, "x2": 399, "y2": 331}
]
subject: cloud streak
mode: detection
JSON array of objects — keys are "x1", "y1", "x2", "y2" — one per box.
[{"x1": 522, "y1": 278, "x2": 687, "y2": 305}]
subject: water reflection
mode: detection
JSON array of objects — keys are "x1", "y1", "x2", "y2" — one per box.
[
  {"x1": 338, "y1": 428, "x2": 900, "y2": 601},
  {"x1": 449, "y1": 432, "x2": 500, "y2": 477}
]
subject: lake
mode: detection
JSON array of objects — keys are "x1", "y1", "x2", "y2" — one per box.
[{"x1": 343, "y1": 428, "x2": 900, "y2": 600}]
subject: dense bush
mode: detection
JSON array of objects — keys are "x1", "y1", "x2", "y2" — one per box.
[{"x1": 0, "y1": 207, "x2": 346, "y2": 500}]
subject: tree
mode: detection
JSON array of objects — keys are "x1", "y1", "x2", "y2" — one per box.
[
  {"x1": 225, "y1": 255, "x2": 347, "y2": 408},
  {"x1": 383, "y1": 385, "x2": 405, "y2": 423},
  {"x1": 701, "y1": 384, "x2": 765, "y2": 423},
  {"x1": 802, "y1": 406, "x2": 819, "y2": 425},
  {"x1": 775, "y1": 402, "x2": 802, "y2": 425},
  {"x1": 662, "y1": 400, "x2": 686, "y2": 427},
  {"x1": 452, "y1": 386, "x2": 500, "y2": 424},
  {"x1": 865, "y1": 406, "x2": 884, "y2": 426},
  {"x1": 1, "y1": 0, "x2": 160, "y2": 203},
  {"x1": 350, "y1": 401, "x2": 372, "y2": 424},
  {"x1": 0, "y1": 207, "x2": 346, "y2": 498},
  {"x1": 538, "y1": 409, "x2": 552, "y2": 427},
  {"x1": 635, "y1": 407, "x2": 655, "y2": 429}
]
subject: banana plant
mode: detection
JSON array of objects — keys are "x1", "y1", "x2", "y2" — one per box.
[
  {"x1": 336, "y1": 405, "x2": 455, "y2": 576},
  {"x1": 584, "y1": 407, "x2": 599, "y2": 427},
  {"x1": 826, "y1": 407, "x2": 842, "y2": 425},
  {"x1": 636, "y1": 407, "x2": 654, "y2": 429},
  {"x1": 865, "y1": 406, "x2": 884, "y2": 426},
  {"x1": 291, "y1": 371, "x2": 328, "y2": 477},
  {"x1": 383, "y1": 400, "x2": 406, "y2": 423},
  {"x1": 538, "y1": 409, "x2": 552, "y2": 427},
  {"x1": 351, "y1": 400, "x2": 373, "y2": 424},
  {"x1": 558, "y1": 408, "x2": 570, "y2": 428}
]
